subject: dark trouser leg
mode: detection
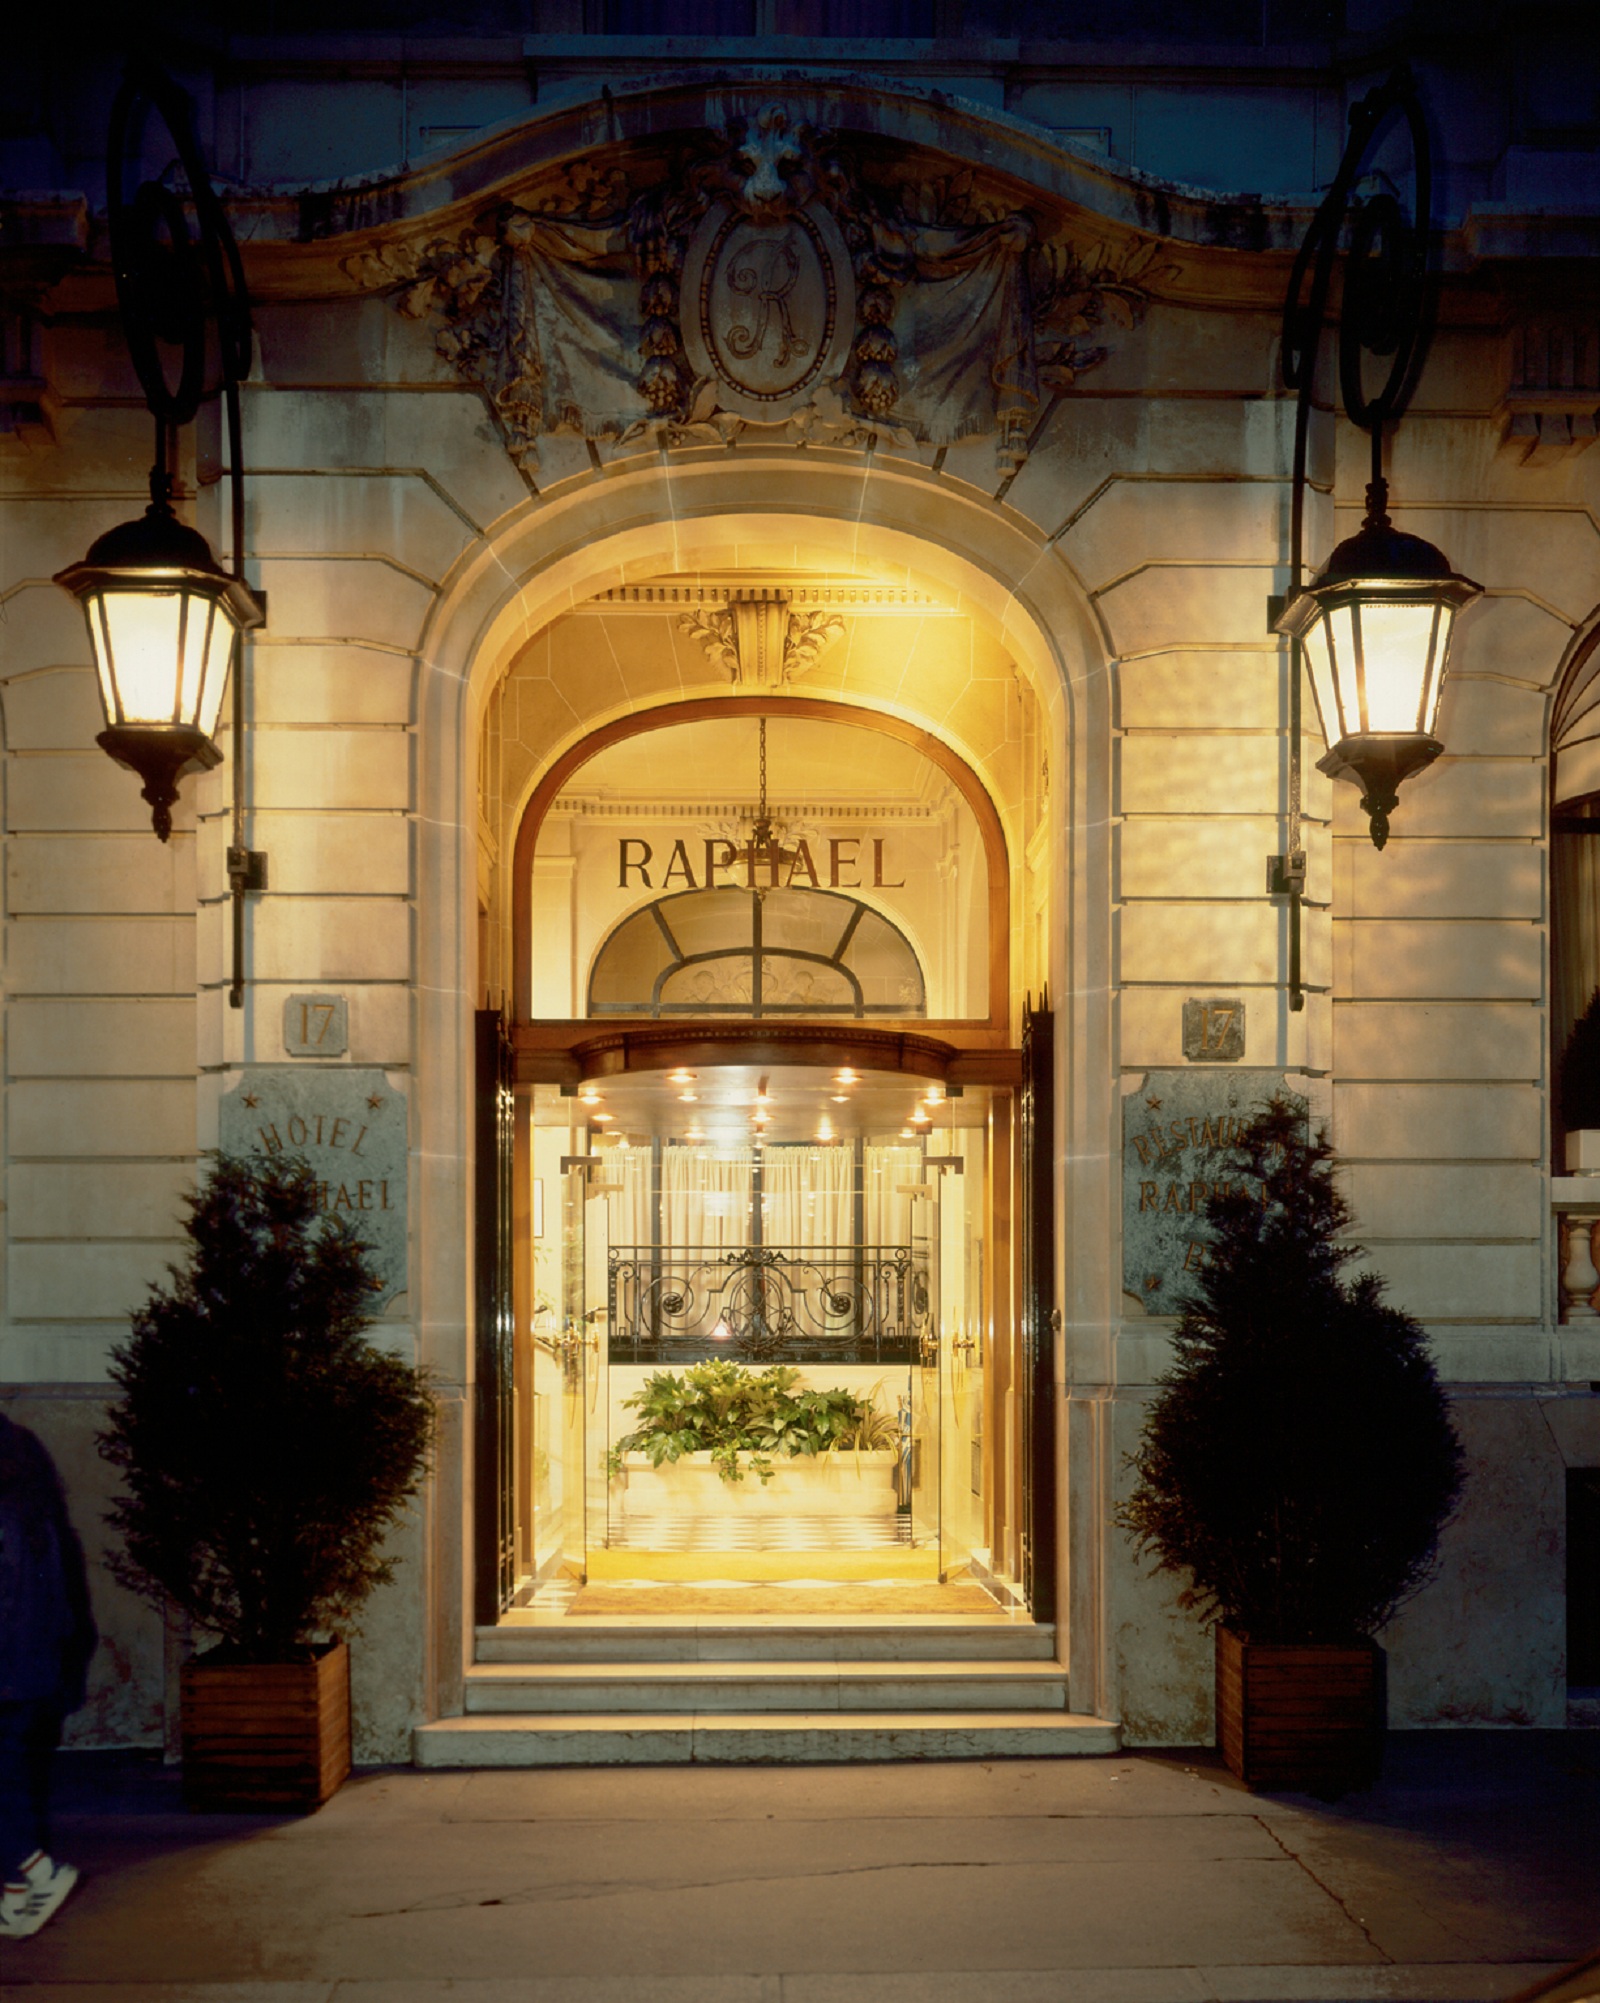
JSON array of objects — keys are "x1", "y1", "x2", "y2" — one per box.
[{"x1": 0, "y1": 1701, "x2": 58, "y2": 1880}]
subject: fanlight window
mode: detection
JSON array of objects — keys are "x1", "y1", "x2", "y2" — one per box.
[{"x1": 588, "y1": 885, "x2": 925, "y2": 1018}]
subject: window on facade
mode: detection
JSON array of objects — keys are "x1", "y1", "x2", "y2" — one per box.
[
  {"x1": 1550, "y1": 635, "x2": 1600, "y2": 1149},
  {"x1": 588, "y1": 884, "x2": 925, "y2": 1018}
]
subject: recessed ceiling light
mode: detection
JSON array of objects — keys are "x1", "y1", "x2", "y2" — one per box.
[{"x1": 668, "y1": 1069, "x2": 697, "y2": 1084}]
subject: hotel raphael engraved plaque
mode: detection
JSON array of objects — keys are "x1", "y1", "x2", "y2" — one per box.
[
  {"x1": 1122, "y1": 1069, "x2": 1287, "y2": 1315},
  {"x1": 680, "y1": 200, "x2": 855, "y2": 422},
  {"x1": 219, "y1": 1068, "x2": 407, "y2": 1306}
]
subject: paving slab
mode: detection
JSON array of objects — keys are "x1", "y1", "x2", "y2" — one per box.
[{"x1": 1, "y1": 1735, "x2": 1593, "y2": 2002}]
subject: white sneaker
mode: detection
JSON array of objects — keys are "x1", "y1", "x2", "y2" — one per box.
[{"x1": 2, "y1": 1854, "x2": 79, "y2": 1938}]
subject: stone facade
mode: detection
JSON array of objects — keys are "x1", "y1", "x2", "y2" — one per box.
[{"x1": 2, "y1": 12, "x2": 1598, "y2": 1757}]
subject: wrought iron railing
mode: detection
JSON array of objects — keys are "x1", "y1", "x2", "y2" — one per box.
[{"x1": 607, "y1": 1243, "x2": 930, "y2": 1364}]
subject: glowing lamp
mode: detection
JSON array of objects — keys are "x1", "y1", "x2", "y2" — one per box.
[
  {"x1": 1274, "y1": 481, "x2": 1480, "y2": 848},
  {"x1": 54, "y1": 497, "x2": 265, "y2": 841}
]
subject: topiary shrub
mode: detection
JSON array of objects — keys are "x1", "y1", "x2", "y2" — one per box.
[
  {"x1": 1118, "y1": 1094, "x2": 1464, "y2": 1645},
  {"x1": 98, "y1": 1155, "x2": 435, "y2": 1663},
  {"x1": 1560, "y1": 990, "x2": 1600, "y2": 1133}
]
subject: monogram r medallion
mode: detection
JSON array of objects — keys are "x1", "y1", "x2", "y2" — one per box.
[{"x1": 681, "y1": 200, "x2": 855, "y2": 423}]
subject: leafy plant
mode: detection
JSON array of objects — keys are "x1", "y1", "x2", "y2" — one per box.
[
  {"x1": 1560, "y1": 990, "x2": 1600, "y2": 1131},
  {"x1": 99, "y1": 1155, "x2": 435, "y2": 1663},
  {"x1": 607, "y1": 1360, "x2": 883, "y2": 1485},
  {"x1": 1118, "y1": 1094, "x2": 1464, "y2": 1646}
]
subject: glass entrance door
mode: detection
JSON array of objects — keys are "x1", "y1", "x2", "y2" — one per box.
[{"x1": 522, "y1": 1066, "x2": 1018, "y2": 1600}]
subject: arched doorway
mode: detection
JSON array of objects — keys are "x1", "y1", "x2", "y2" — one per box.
[{"x1": 416, "y1": 470, "x2": 1112, "y2": 1718}]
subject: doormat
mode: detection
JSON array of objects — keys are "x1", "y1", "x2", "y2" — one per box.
[{"x1": 567, "y1": 1580, "x2": 1000, "y2": 1617}]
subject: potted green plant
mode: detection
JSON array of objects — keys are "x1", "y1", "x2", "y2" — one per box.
[
  {"x1": 1119, "y1": 1094, "x2": 1464, "y2": 1795},
  {"x1": 1560, "y1": 990, "x2": 1600, "y2": 1171},
  {"x1": 98, "y1": 1155, "x2": 434, "y2": 1811},
  {"x1": 608, "y1": 1360, "x2": 900, "y2": 1521}
]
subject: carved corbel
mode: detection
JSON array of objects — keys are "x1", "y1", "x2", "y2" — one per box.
[{"x1": 679, "y1": 588, "x2": 845, "y2": 687}]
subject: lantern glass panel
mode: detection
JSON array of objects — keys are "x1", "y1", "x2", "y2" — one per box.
[
  {"x1": 1354, "y1": 599, "x2": 1441, "y2": 732},
  {"x1": 86, "y1": 595, "x2": 120, "y2": 726},
  {"x1": 1300, "y1": 611, "x2": 1343, "y2": 745},
  {"x1": 98, "y1": 587, "x2": 186, "y2": 725},
  {"x1": 1417, "y1": 601, "x2": 1456, "y2": 739},
  {"x1": 196, "y1": 609, "x2": 234, "y2": 740}
]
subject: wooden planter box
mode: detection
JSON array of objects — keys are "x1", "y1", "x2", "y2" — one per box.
[
  {"x1": 181, "y1": 1636, "x2": 351, "y2": 1812},
  {"x1": 1215, "y1": 1626, "x2": 1383, "y2": 1796}
]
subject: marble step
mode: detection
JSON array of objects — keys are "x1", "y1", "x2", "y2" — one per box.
[
  {"x1": 463, "y1": 1658, "x2": 1069, "y2": 1714},
  {"x1": 477, "y1": 1621, "x2": 1058, "y2": 1663},
  {"x1": 414, "y1": 1710, "x2": 1120, "y2": 1767}
]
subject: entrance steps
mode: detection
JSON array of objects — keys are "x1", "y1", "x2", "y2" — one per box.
[{"x1": 412, "y1": 1622, "x2": 1121, "y2": 1766}]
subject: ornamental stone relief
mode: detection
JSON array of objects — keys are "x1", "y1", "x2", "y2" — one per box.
[
  {"x1": 677, "y1": 587, "x2": 847, "y2": 688},
  {"x1": 358, "y1": 103, "x2": 1165, "y2": 474}
]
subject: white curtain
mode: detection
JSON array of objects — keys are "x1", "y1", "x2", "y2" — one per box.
[
  {"x1": 598, "y1": 1143, "x2": 651, "y2": 1250},
  {"x1": 633, "y1": 1140, "x2": 925, "y2": 1259},
  {"x1": 759, "y1": 1145, "x2": 853, "y2": 1249},
  {"x1": 661, "y1": 1144, "x2": 754, "y2": 1257},
  {"x1": 862, "y1": 1144, "x2": 924, "y2": 1249}
]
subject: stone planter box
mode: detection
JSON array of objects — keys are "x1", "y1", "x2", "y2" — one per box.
[
  {"x1": 180, "y1": 1636, "x2": 352, "y2": 1812},
  {"x1": 619, "y1": 1449, "x2": 898, "y2": 1518},
  {"x1": 1568, "y1": 1129, "x2": 1600, "y2": 1173},
  {"x1": 1215, "y1": 1626, "x2": 1382, "y2": 1796}
]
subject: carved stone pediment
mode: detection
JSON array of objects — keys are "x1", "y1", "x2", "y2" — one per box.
[{"x1": 371, "y1": 103, "x2": 1164, "y2": 474}]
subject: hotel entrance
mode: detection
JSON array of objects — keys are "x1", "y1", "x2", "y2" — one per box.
[{"x1": 482, "y1": 679, "x2": 1054, "y2": 1628}]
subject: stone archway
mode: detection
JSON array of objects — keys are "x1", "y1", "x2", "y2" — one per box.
[{"x1": 410, "y1": 462, "x2": 1120, "y2": 1719}]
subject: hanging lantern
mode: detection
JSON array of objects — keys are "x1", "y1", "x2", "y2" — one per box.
[
  {"x1": 1275, "y1": 480, "x2": 1481, "y2": 848},
  {"x1": 54, "y1": 493, "x2": 265, "y2": 841}
]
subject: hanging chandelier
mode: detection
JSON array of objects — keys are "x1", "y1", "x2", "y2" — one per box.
[{"x1": 729, "y1": 716, "x2": 801, "y2": 891}]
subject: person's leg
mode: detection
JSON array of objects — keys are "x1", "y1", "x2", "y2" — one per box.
[
  {"x1": 0, "y1": 1701, "x2": 47, "y2": 1881},
  {"x1": 21, "y1": 1705, "x2": 61, "y2": 1866},
  {"x1": 1, "y1": 1703, "x2": 76, "y2": 1938}
]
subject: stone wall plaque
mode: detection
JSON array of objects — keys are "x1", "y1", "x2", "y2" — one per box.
[
  {"x1": 1183, "y1": 996, "x2": 1245, "y2": 1062},
  {"x1": 1123, "y1": 1068, "x2": 1287, "y2": 1315},
  {"x1": 283, "y1": 993, "x2": 349, "y2": 1057},
  {"x1": 218, "y1": 1068, "x2": 407, "y2": 1307}
]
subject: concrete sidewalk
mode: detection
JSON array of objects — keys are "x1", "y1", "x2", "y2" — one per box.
[{"x1": 4, "y1": 1733, "x2": 1597, "y2": 2003}]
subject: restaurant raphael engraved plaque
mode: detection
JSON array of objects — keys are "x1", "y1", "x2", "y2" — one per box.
[
  {"x1": 1122, "y1": 1069, "x2": 1288, "y2": 1314},
  {"x1": 218, "y1": 1069, "x2": 407, "y2": 1307}
]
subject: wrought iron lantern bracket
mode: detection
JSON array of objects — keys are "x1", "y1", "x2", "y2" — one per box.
[
  {"x1": 53, "y1": 61, "x2": 266, "y2": 1005},
  {"x1": 1270, "y1": 66, "x2": 1483, "y2": 1004}
]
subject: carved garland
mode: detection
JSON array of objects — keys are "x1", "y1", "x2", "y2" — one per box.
[{"x1": 355, "y1": 105, "x2": 1167, "y2": 475}]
